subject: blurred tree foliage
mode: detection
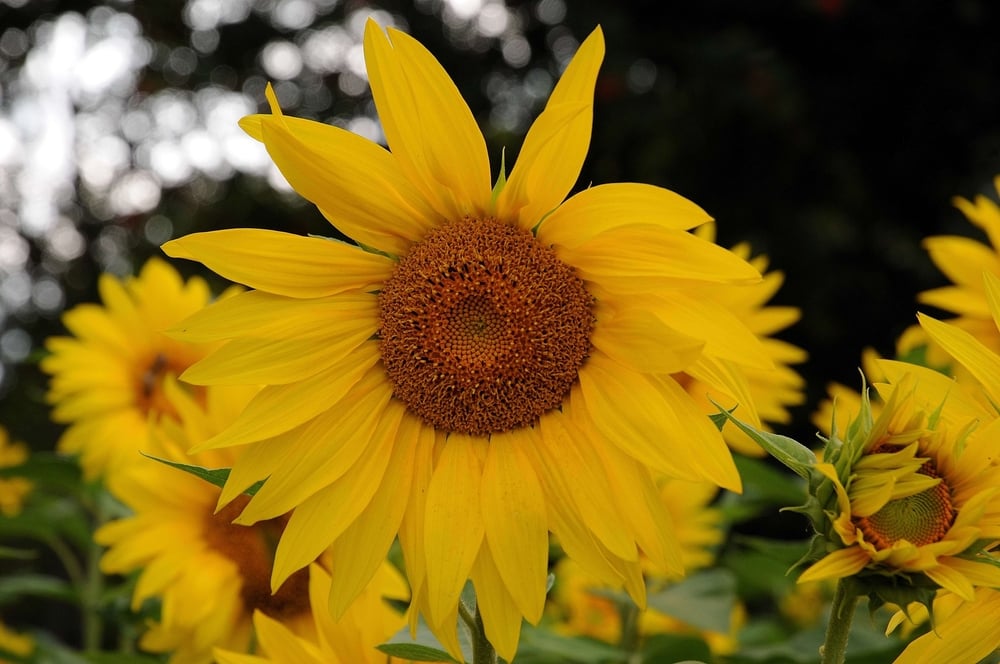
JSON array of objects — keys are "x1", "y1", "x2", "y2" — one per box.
[{"x1": 1, "y1": 0, "x2": 999, "y2": 483}]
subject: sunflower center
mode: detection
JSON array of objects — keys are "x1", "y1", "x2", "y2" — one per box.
[
  {"x1": 854, "y1": 455, "x2": 956, "y2": 550},
  {"x1": 378, "y1": 217, "x2": 594, "y2": 436},
  {"x1": 203, "y1": 495, "x2": 310, "y2": 620},
  {"x1": 137, "y1": 353, "x2": 203, "y2": 416}
]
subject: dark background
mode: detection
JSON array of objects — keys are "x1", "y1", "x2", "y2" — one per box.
[{"x1": 1, "y1": 0, "x2": 999, "y2": 501}]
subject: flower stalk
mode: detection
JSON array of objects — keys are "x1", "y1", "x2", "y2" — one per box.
[{"x1": 820, "y1": 577, "x2": 860, "y2": 664}]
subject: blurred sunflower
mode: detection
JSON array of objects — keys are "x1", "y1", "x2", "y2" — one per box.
[
  {"x1": 41, "y1": 257, "x2": 230, "y2": 479},
  {"x1": 95, "y1": 379, "x2": 318, "y2": 663},
  {"x1": 682, "y1": 224, "x2": 806, "y2": 456},
  {"x1": 799, "y1": 361, "x2": 1000, "y2": 602},
  {"x1": 163, "y1": 21, "x2": 775, "y2": 659},
  {"x1": 0, "y1": 427, "x2": 32, "y2": 517},
  {"x1": 899, "y1": 174, "x2": 1000, "y2": 370},
  {"x1": 0, "y1": 619, "x2": 33, "y2": 661},
  {"x1": 214, "y1": 563, "x2": 409, "y2": 664}
]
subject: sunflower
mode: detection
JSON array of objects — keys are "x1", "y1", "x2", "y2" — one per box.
[
  {"x1": 877, "y1": 272, "x2": 1000, "y2": 663},
  {"x1": 214, "y1": 562, "x2": 408, "y2": 664},
  {"x1": 899, "y1": 174, "x2": 1000, "y2": 371},
  {"x1": 681, "y1": 224, "x2": 806, "y2": 456},
  {"x1": 0, "y1": 427, "x2": 32, "y2": 517},
  {"x1": 94, "y1": 379, "x2": 317, "y2": 663},
  {"x1": 162, "y1": 21, "x2": 772, "y2": 659},
  {"x1": 798, "y1": 360, "x2": 1000, "y2": 602},
  {"x1": 41, "y1": 257, "x2": 230, "y2": 479},
  {"x1": 0, "y1": 619, "x2": 33, "y2": 661}
]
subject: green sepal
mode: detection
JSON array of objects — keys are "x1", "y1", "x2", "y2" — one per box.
[
  {"x1": 490, "y1": 149, "x2": 507, "y2": 207},
  {"x1": 140, "y1": 454, "x2": 264, "y2": 497},
  {"x1": 711, "y1": 400, "x2": 817, "y2": 479}
]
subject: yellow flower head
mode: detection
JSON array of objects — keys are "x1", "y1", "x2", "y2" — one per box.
[
  {"x1": 42, "y1": 257, "x2": 229, "y2": 479},
  {"x1": 0, "y1": 427, "x2": 32, "y2": 518},
  {"x1": 800, "y1": 361, "x2": 1000, "y2": 607},
  {"x1": 162, "y1": 21, "x2": 778, "y2": 659},
  {"x1": 214, "y1": 563, "x2": 409, "y2": 664},
  {"x1": 94, "y1": 379, "x2": 317, "y2": 663},
  {"x1": 901, "y1": 175, "x2": 1000, "y2": 371}
]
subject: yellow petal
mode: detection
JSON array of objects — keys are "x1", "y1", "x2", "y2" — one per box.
[
  {"x1": 983, "y1": 271, "x2": 1000, "y2": 335},
  {"x1": 253, "y1": 109, "x2": 440, "y2": 255},
  {"x1": 497, "y1": 27, "x2": 604, "y2": 229},
  {"x1": 918, "y1": 312, "x2": 1000, "y2": 406},
  {"x1": 643, "y1": 291, "x2": 774, "y2": 370},
  {"x1": 235, "y1": 382, "x2": 402, "y2": 534},
  {"x1": 397, "y1": 421, "x2": 439, "y2": 613},
  {"x1": 685, "y1": 354, "x2": 762, "y2": 428},
  {"x1": 162, "y1": 229, "x2": 394, "y2": 298},
  {"x1": 168, "y1": 290, "x2": 376, "y2": 342},
  {"x1": 197, "y1": 343, "x2": 379, "y2": 449},
  {"x1": 923, "y1": 235, "x2": 1000, "y2": 288},
  {"x1": 537, "y1": 183, "x2": 712, "y2": 248},
  {"x1": 180, "y1": 319, "x2": 373, "y2": 386},
  {"x1": 575, "y1": 353, "x2": 741, "y2": 491},
  {"x1": 894, "y1": 589, "x2": 1000, "y2": 664},
  {"x1": 560, "y1": 225, "x2": 762, "y2": 289},
  {"x1": 363, "y1": 20, "x2": 491, "y2": 220},
  {"x1": 268, "y1": 402, "x2": 401, "y2": 589},
  {"x1": 590, "y1": 298, "x2": 704, "y2": 374},
  {"x1": 327, "y1": 425, "x2": 416, "y2": 618},
  {"x1": 585, "y1": 436, "x2": 684, "y2": 576},
  {"x1": 481, "y1": 430, "x2": 548, "y2": 624},
  {"x1": 796, "y1": 547, "x2": 870, "y2": 584},
  {"x1": 471, "y1": 544, "x2": 524, "y2": 662},
  {"x1": 533, "y1": 413, "x2": 637, "y2": 561},
  {"x1": 424, "y1": 434, "x2": 486, "y2": 630},
  {"x1": 918, "y1": 286, "x2": 992, "y2": 317},
  {"x1": 249, "y1": 611, "x2": 317, "y2": 663}
]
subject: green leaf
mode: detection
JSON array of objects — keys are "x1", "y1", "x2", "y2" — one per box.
[
  {"x1": 517, "y1": 624, "x2": 626, "y2": 664},
  {"x1": 378, "y1": 614, "x2": 471, "y2": 663},
  {"x1": 0, "y1": 452, "x2": 82, "y2": 490},
  {"x1": 711, "y1": 400, "x2": 816, "y2": 479},
  {"x1": 718, "y1": 456, "x2": 809, "y2": 522},
  {"x1": 640, "y1": 634, "x2": 711, "y2": 664},
  {"x1": 0, "y1": 545, "x2": 37, "y2": 560},
  {"x1": 0, "y1": 494, "x2": 92, "y2": 550},
  {"x1": 0, "y1": 573, "x2": 76, "y2": 606},
  {"x1": 646, "y1": 569, "x2": 737, "y2": 635},
  {"x1": 83, "y1": 653, "x2": 164, "y2": 664},
  {"x1": 140, "y1": 454, "x2": 263, "y2": 496}
]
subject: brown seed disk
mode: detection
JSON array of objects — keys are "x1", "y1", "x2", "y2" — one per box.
[
  {"x1": 853, "y1": 448, "x2": 956, "y2": 550},
  {"x1": 203, "y1": 494, "x2": 311, "y2": 620},
  {"x1": 378, "y1": 217, "x2": 594, "y2": 436}
]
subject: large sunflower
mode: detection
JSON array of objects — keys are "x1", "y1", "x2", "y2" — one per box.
[
  {"x1": 163, "y1": 21, "x2": 773, "y2": 659},
  {"x1": 41, "y1": 257, "x2": 228, "y2": 479},
  {"x1": 95, "y1": 379, "x2": 315, "y2": 663}
]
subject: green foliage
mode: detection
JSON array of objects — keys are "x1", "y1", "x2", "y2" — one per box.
[{"x1": 139, "y1": 454, "x2": 263, "y2": 496}]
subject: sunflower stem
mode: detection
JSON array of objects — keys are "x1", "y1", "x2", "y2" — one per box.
[
  {"x1": 821, "y1": 577, "x2": 860, "y2": 664},
  {"x1": 81, "y1": 485, "x2": 109, "y2": 652},
  {"x1": 462, "y1": 602, "x2": 498, "y2": 664}
]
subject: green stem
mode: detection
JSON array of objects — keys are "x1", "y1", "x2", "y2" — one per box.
[
  {"x1": 459, "y1": 601, "x2": 498, "y2": 664},
  {"x1": 618, "y1": 600, "x2": 641, "y2": 664},
  {"x1": 81, "y1": 488, "x2": 109, "y2": 652},
  {"x1": 821, "y1": 578, "x2": 860, "y2": 664}
]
